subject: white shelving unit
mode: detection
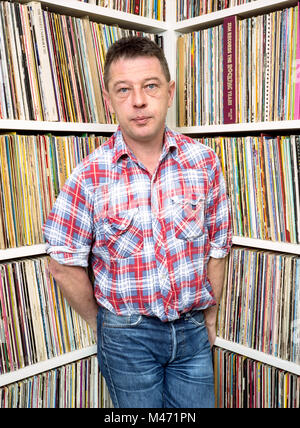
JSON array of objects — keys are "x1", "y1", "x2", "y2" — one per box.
[
  {"x1": 172, "y1": 0, "x2": 298, "y2": 33},
  {"x1": 0, "y1": 0, "x2": 299, "y2": 397},
  {"x1": 0, "y1": 345, "x2": 97, "y2": 388},
  {"x1": 232, "y1": 237, "x2": 300, "y2": 255},
  {"x1": 0, "y1": 0, "x2": 168, "y2": 391},
  {"x1": 215, "y1": 338, "x2": 300, "y2": 376},
  {"x1": 1, "y1": 236, "x2": 298, "y2": 264},
  {"x1": 0, "y1": 244, "x2": 47, "y2": 261},
  {"x1": 175, "y1": 120, "x2": 300, "y2": 135},
  {"x1": 0, "y1": 120, "x2": 117, "y2": 133},
  {"x1": 19, "y1": 0, "x2": 168, "y2": 32},
  {"x1": 173, "y1": 0, "x2": 300, "y2": 390}
]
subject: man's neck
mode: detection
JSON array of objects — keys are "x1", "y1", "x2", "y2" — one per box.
[{"x1": 123, "y1": 132, "x2": 165, "y2": 175}]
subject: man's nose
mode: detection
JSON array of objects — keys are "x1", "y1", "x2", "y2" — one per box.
[{"x1": 132, "y1": 87, "x2": 147, "y2": 108}]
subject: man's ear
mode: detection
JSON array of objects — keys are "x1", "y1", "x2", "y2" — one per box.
[
  {"x1": 167, "y1": 80, "x2": 176, "y2": 108},
  {"x1": 103, "y1": 88, "x2": 115, "y2": 115}
]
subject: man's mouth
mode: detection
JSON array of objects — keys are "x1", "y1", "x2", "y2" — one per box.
[{"x1": 132, "y1": 116, "x2": 151, "y2": 125}]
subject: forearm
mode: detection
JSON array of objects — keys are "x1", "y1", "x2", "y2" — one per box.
[
  {"x1": 208, "y1": 257, "x2": 226, "y2": 300},
  {"x1": 48, "y1": 258, "x2": 98, "y2": 333},
  {"x1": 204, "y1": 256, "x2": 226, "y2": 345}
]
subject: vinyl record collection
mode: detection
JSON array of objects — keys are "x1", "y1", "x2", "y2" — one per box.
[
  {"x1": 200, "y1": 134, "x2": 300, "y2": 244},
  {"x1": 214, "y1": 347, "x2": 300, "y2": 408},
  {"x1": 177, "y1": 3, "x2": 300, "y2": 126},
  {"x1": 177, "y1": 0, "x2": 258, "y2": 20},
  {"x1": 0, "y1": 134, "x2": 109, "y2": 249},
  {"x1": 0, "y1": 0, "x2": 299, "y2": 410},
  {"x1": 217, "y1": 247, "x2": 300, "y2": 364},
  {"x1": 78, "y1": 0, "x2": 165, "y2": 20},
  {"x1": 0, "y1": 355, "x2": 113, "y2": 408},
  {"x1": 0, "y1": 256, "x2": 95, "y2": 375},
  {"x1": 0, "y1": 1, "x2": 160, "y2": 122}
]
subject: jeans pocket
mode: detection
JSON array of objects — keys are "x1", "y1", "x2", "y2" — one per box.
[
  {"x1": 188, "y1": 310, "x2": 205, "y2": 327},
  {"x1": 102, "y1": 308, "x2": 143, "y2": 328}
]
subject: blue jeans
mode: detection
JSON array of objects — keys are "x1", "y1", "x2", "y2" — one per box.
[{"x1": 97, "y1": 306, "x2": 215, "y2": 408}]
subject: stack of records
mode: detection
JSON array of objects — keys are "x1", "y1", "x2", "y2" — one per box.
[
  {"x1": 214, "y1": 348, "x2": 300, "y2": 408},
  {"x1": 217, "y1": 247, "x2": 300, "y2": 364},
  {"x1": 177, "y1": 4, "x2": 300, "y2": 125},
  {"x1": 0, "y1": 356, "x2": 113, "y2": 408},
  {"x1": 0, "y1": 1, "x2": 160, "y2": 122},
  {"x1": 200, "y1": 134, "x2": 300, "y2": 244},
  {"x1": 177, "y1": 0, "x2": 258, "y2": 20},
  {"x1": 0, "y1": 256, "x2": 95, "y2": 374},
  {"x1": 0, "y1": 134, "x2": 109, "y2": 249}
]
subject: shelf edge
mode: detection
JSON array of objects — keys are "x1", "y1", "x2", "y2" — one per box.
[
  {"x1": 173, "y1": 0, "x2": 298, "y2": 33},
  {"x1": 232, "y1": 237, "x2": 300, "y2": 255},
  {"x1": 175, "y1": 120, "x2": 300, "y2": 134},
  {"x1": 215, "y1": 338, "x2": 300, "y2": 375},
  {"x1": 0, "y1": 345, "x2": 97, "y2": 387}
]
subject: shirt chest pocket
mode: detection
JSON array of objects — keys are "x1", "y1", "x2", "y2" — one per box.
[
  {"x1": 171, "y1": 195, "x2": 205, "y2": 240},
  {"x1": 103, "y1": 208, "x2": 144, "y2": 259}
]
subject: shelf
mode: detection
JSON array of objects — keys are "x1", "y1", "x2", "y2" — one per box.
[
  {"x1": 0, "y1": 244, "x2": 47, "y2": 261},
  {"x1": 18, "y1": 0, "x2": 168, "y2": 33},
  {"x1": 176, "y1": 120, "x2": 300, "y2": 135},
  {"x1": 232, "y1": 237, "x2": 300, "y2": 255},
  {"x1": 0, "y1": 0, "x2": 299, "y2": 392},
  {"x1": 0, "y1": 237, "x2": 299, "y2": 262},
  {"x1": 0, "y1": 120, "x2": 118, "y2": 134},
  {"x1": 173, "y1": 0, "x2": 298, "y2": 33},
  {"x1": 2, "y1": 119, "x2": 299, "y2": 135},
  {"x1": 215, "y1": 338, "x2": 300, "y2": 375},
  {"x1": 0, "y1": 345, "x2": 97, "y2": 387}
]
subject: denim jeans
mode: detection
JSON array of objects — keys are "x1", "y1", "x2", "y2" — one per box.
[{"x1": 97, "y1": 306, "x2": 215, "y2": 408}]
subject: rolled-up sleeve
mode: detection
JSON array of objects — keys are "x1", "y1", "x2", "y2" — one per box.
[
  {"x1": 205, "y1": 154, "x2": 232, "y2": 258},
  {"x1": 43, "y1": 166, "x2": 94, "y2": 267}
]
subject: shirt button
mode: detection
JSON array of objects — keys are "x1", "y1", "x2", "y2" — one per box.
[{"x1": 159, "y1": 273, "x2": 168, "y2": 281}]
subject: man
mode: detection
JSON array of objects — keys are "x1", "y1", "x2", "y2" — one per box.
[{"x1": 43, "y1": 36, "x2": 232, "y2": 408}]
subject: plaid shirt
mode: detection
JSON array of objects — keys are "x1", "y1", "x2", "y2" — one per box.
[{"x1": 43, "y1": 127, "x2": 232, "y2": 322}]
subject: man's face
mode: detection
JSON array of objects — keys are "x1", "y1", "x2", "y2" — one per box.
[{"x1": 104, "y1": 56, "x2": 175, "y2": 146}]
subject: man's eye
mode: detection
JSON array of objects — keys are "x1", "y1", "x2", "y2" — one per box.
[
  {"x1": 146, "y1": 84, "x2": 157, "y2": 90},
  {"x1": 118, "y1": 88, "x2": 129, "y2": 93}
]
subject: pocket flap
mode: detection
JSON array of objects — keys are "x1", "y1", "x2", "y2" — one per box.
[
  {"x1": 106, "y1": 208, "x2": 138, "y2": 232},
  {"x1": 171, "y1": 194, "x2": 204, "y2": 207}
]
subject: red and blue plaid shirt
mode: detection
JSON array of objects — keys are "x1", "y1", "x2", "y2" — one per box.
[{"x1": 43, "y1": 127, "x2": 232, "y2": 321}]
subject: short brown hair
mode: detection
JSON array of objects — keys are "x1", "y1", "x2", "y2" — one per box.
[{"x1": 104, "y1": 36, "x2": 170, "y2": 90}]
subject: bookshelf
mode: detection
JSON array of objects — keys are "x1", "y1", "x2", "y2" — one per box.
[
  {"x1": 173, "y1": 0, "x2": 298, "y2": 32},
  {"x1": 18, "y1": 0, "x2": 168, "y2": 32},
  {"x1": 215, "y1": 338, "x2": 300, "y2": 376},
  {"x1": 0, "y1": 0, "x2": 299, "y2": 408},
  {"x1": 0, "y1": 344, "x2": 97, "y2": 387},
  {"x1": 0, "y1": 120, "x2": 117, "y2": 133},
  {"x1": 175, "y1": 120, "x2": 300, "y2": 135},
  {"x1": 0, "y1": 0, "x2": 170, "y2": 405},
  {"x1": 174, "y1": 0, "x2": 300, "y2": 408}
]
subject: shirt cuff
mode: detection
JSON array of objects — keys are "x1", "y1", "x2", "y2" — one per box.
[
  {"x1": 45, "y1": 244, "x2": 90, "y2": 267},
  {"x1": 208, "y1": 244, "x2": 231, "y2": 259}
]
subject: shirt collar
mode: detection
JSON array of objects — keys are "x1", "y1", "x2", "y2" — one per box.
[
  {"x1": 111, "y1": 126, "x2": 131, "y2": 165},
  {"x1": 112, "y1": 126, "x2": 178, "y2": 166}
]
